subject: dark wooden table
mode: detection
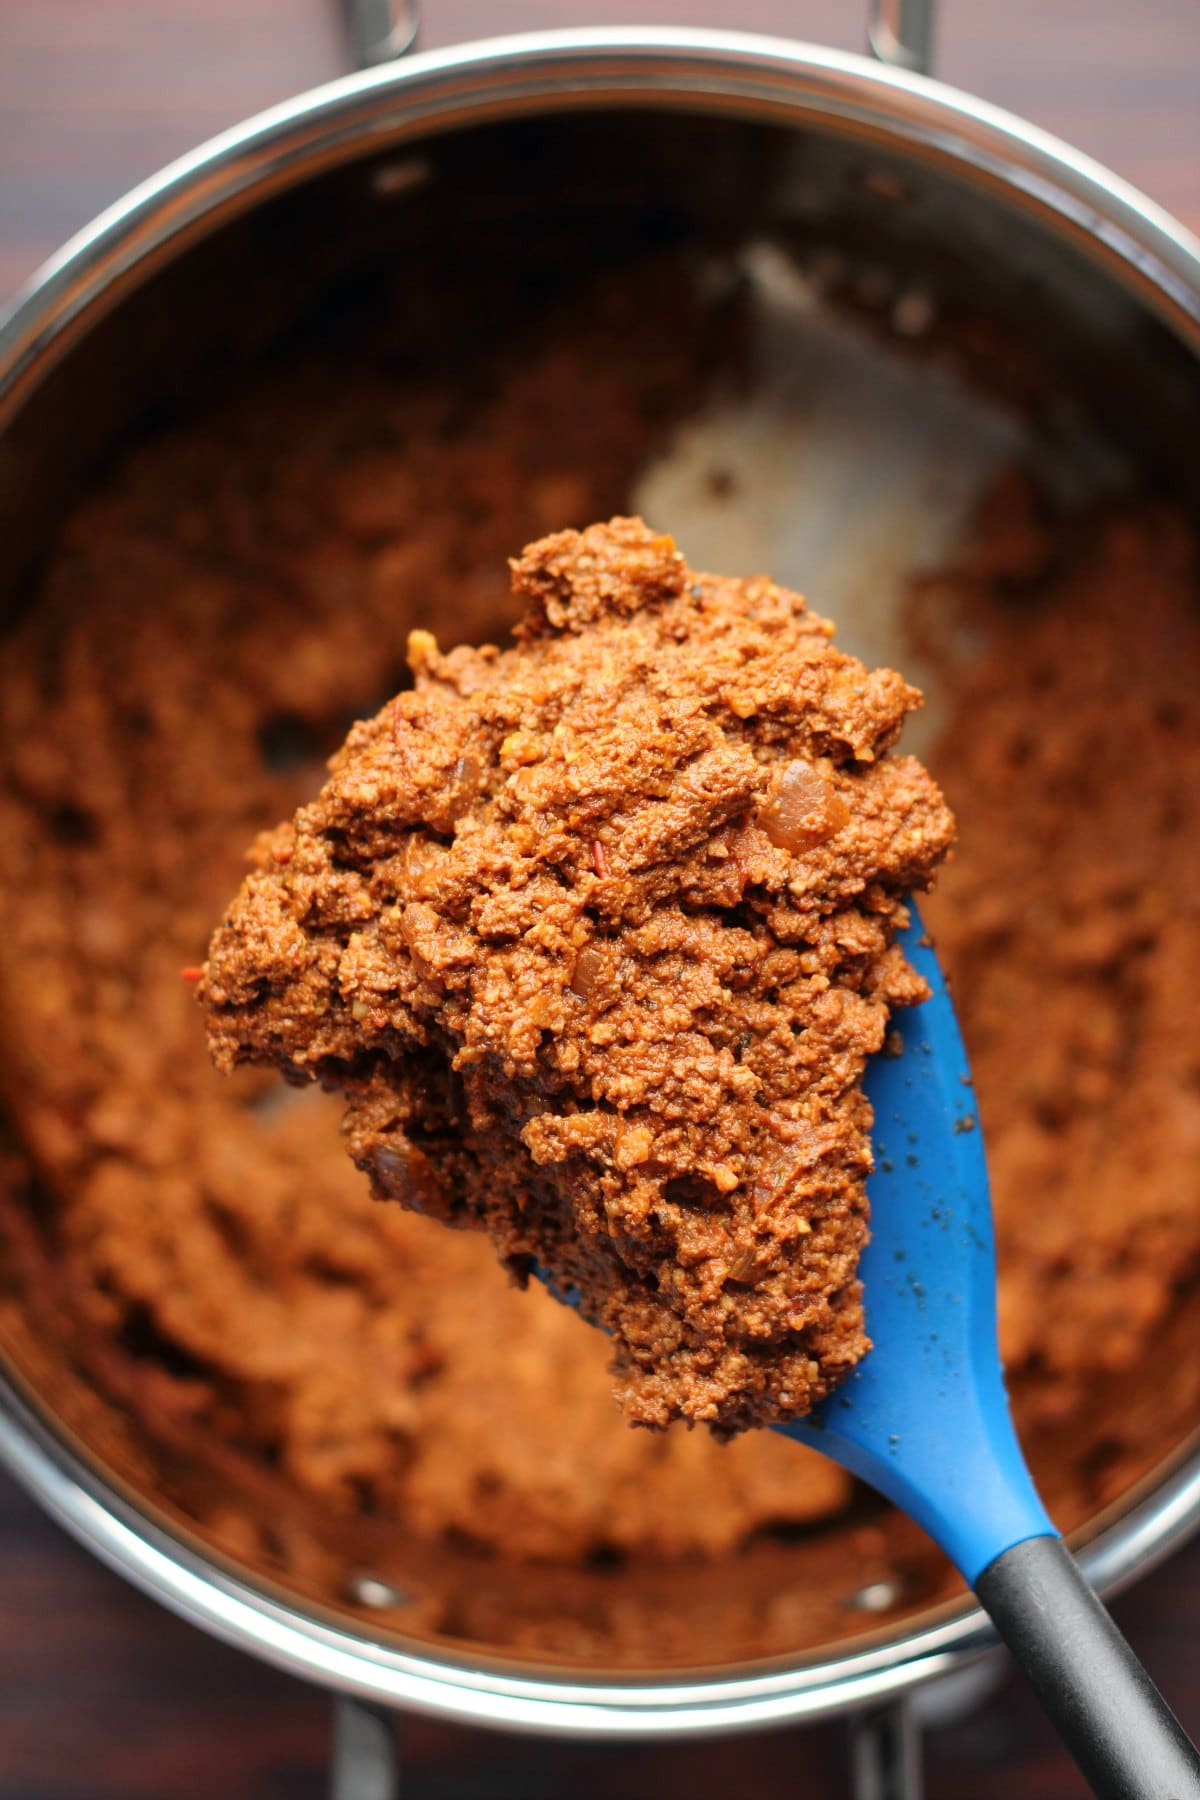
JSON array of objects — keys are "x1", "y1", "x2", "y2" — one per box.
[{"x1": 1, "y1": 4, "x2": 1197, "y2": 1795}]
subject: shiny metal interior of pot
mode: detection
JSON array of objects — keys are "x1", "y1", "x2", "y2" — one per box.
[{"x1": 1, "y1": 91, "x2": 1199, "y2": 1723}]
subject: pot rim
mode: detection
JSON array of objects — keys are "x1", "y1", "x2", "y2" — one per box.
[
  {"x1": 4, "y1": 1355, "x2": 1197, "y2": 1737},
  {"x1": 1, "y1": 25, "x2": 1199, "y2": 1737},
  {"x1": 4, "y1": 25, "x2": 1200, "y2": 409}
]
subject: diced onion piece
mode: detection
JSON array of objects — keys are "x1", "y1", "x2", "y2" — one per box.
[
  {"x1": 569, "y1": 944, "x2": 604, "y2": 998},
  {"x1": 758, "y1": 759, "x2": 850, "y2": 852},
  {"x1": 447, "y1": 753, "x2": 481, "y2": 818},
  {"x1": 368, "y1": 1144, "x2": 412, "y2": 1201}
]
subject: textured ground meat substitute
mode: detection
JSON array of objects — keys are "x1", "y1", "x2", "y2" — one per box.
[{"x1": 201, "y1": 519, "x2": 954, "y2": 1434}]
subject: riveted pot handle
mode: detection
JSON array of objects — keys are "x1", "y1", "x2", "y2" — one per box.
[
  {"x1": 867, "y1": 0, "x2": 935, "y2": 75},
  {"x1": 346, "y1": 3, "x2": 932, "y2": 79},
  {"x1": 347, "y1": 0, "x2": 419, "y2": 68}
]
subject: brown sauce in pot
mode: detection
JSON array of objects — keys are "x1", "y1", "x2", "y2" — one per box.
[{"x1": 0, "y1": 252, "x2": 1196, "y2": 1666}]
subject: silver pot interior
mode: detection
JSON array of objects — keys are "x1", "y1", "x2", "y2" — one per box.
[{"x1": 1, "y1": 91, "x2": 1198, "y2": 1702}]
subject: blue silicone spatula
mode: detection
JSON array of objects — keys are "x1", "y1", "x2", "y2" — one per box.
[
  {"x1": 547, "y1": 919, "x2": 1200, "y2": 1800},
  {"x1": 777, "y1": 919, "x2": 1200, "y2": 1799}
]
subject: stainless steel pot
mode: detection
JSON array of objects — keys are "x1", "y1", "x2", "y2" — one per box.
[{"x1": 1, "y1": 6, "x2": 1198, "y2": 1794}]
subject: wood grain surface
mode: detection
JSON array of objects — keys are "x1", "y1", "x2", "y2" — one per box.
[{"x1": 1, "y1": 4, "x2": 1198, "y2": 1796}]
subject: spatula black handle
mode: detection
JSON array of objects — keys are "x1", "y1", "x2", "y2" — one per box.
[{"x1": 974, "y1": 1535, "x2": 1200, "y2": 1799}]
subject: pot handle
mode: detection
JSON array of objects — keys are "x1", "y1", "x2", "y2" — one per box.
[
  {"x1": 346, "y1": 0, "x2": 418, "y2": 68},
  {"x1": 345, "y1": 2, "x2": 936, "y2": 79},
  {"x1": 868, "y1": 0, "x2": 935, "y2": 74},
  {"x1": 330, "y1": 1696, "x2": 400, "y2": 1800},
  {"x1": 851, "y1": 1700, "x2": 923, "y2": 1799}
]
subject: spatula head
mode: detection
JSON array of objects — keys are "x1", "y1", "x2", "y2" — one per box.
[{"x1": 779, "y1": 916, "x2": 1052, "y2": 1583}]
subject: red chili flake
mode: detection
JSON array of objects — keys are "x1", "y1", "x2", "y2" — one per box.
[
  {"x1": 591, "y1": 840, "x2": 610, "y2": 879},
  {"x1": 272, "y1": 844, "x2": 293, "y2": 865},
  {"x1": 179, "y1": 966, "x2": 203, "y2": 984}
]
